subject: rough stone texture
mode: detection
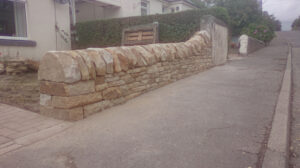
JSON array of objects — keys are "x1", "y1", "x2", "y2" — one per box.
[
  {"x1": 38, "y1": 30, "x2": 226, "y2": 120},
  {"x1": 40, "y1": 94, "x2": 51, "y2": 106},
  {"x1": 83, "y1": 101, "x2": 112, "y2": 117},
  {"x1": 52, "y1": 92, "x2": 102, "y2": 109},
  {"x1": 103, "y1": 87, "x2": 122, "y2": 100},
  {"x1": 40, "y1": 106, "x2": 83, "y2": 121},
  {"x1": 0, "y1": 62, "x2": 4, "y2": 74},
  {"x1": 0, "y1": 60, "x2": 35, "y2": 75},
  {"x1": 40, "y1": 81, "x2": 95, "y2": 96},
  {"x1": 99, "y1": 49, "x2": 114, "y2": 74},
  {"x1": 38, "y1": 52, "x2": 81, "y2": 83}
]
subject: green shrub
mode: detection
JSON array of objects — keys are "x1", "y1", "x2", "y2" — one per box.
[
  {"x1": 241, "y1": 23, "x2": 275, "y2": 44},
  {"x1": 74, "y1": 7, "x2": 229, "y2": 49},
  {"x1": 292, "y1": 16, "x2": 300, "y2": 30}
]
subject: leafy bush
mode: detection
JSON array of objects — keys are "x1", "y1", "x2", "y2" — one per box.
[
  {"x1": 74, "y1": 7, "x2": 230, "y2": 49},
  {"x1": 206, "y1": 0, "x2": 280, "y2": 40},
  {"x1": 241, "y1": 23, "x2": 275, "y2": 44},
  {"x1": 292, "y1": 16, "x2": 300, "y2": 30}
]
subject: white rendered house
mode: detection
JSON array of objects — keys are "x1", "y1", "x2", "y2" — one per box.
[
  {"x1": 74, "y1": 0, "x2": 198, "y2": 22},
  {"x1": 0, "y1": 0, "x2": 198, "y2": 61},
  {"x1": 0, "y1": 0, "x2": 71, "y2": 61}
]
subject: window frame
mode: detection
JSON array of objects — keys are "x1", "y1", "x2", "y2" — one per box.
[
  {"x1": 141, "y1": 0, "x2": 150, "y2": 16},
  {"x1": 0, "y1": 0, "x2": 29, "y2": 41}
]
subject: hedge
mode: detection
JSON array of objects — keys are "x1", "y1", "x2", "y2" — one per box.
[
  {"x1": 73, "y1": 7, "x2": 230, "y2": 49},
  {"x1": 242, "y1": 23, "x2": 275, "y2": 44}
]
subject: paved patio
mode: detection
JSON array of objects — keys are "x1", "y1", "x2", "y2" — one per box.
[{"x1": 0, "y1": 103, "x2": 72, "y2": 156}]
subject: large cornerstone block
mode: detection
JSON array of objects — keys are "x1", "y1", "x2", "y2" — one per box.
[{"x1": 38, "y1": 27, "x2": 227, "y2": 121}]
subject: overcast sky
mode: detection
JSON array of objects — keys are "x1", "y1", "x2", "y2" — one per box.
[{"x1": 263, "y1": 0, "x2": 300, "y2": 31}]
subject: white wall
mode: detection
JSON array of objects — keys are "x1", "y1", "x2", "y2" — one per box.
[
  {"x1": 180, "y1": 3, "x2": 195, "y2": 11},
  {"x1": 149, "y1": 0, "x2": 163, "y2": 15},
  {"x1": 76, "y1": 0, "x2": 164, "y2": 22},
  {"x1": 163, "y1": 2, "x2": 196, "y2": 14},
  {"x1": 0, "y1": 0, "x2": 71, "y2": 61},
  {"x1": 76, "y1": 2, "x2": 105, "y2": 22}
]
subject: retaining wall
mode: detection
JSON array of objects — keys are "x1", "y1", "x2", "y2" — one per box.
[{"x1": 38, "y1": 31, "x2": 214, "y2": 121}]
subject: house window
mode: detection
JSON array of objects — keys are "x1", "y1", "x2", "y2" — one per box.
[
  {"x1": 176, "y1": 6, "x2": 180, "y2": 11},
  {"x1": 141, "y1": 0, "x2": 149, "y2": 16},
  {"x1": 171, "y1": 8, "x2": 175, "y2": 13},
  {"x1": 0, "y1": 0, "x2": 27, "y2": 38}
]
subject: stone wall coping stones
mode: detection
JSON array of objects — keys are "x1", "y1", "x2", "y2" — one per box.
[{"x1": 38, "y1": 31, "x2": 211, "y2": 84}]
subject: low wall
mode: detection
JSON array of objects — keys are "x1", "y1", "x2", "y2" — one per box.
[
  {"x1": 0, "y1": 59, "x2": 39, "y2": 75},
  {"x1": 38, "y1": 31, "x2": 214, "y2": 121},
  {"x1": 239, "y1": 34, "x2": 265, "y2": 55}
]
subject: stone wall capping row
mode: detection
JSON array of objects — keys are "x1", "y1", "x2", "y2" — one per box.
[{"x1": 38, "y1": 31, "x2": 210, "y2": 84}]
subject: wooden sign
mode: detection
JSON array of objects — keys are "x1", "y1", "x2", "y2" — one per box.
[{"x1": 122, "y1": 22, "x2": 159, "y2": 46}]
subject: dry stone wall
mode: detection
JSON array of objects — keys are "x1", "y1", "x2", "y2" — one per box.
[{"x1": 38, "y1": 31, "x2": 214, "y2": 121}]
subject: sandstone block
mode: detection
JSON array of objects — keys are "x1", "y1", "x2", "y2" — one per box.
[
  {"x1": 95, "y1": 76, "x2": 105, "y2": 85},
  {"x1": 119, "y1": 85, "x2": 129, "y2": 96},
  {"x1": 106, "y1": 48, "x2": 129, "y2": 72},
  {"x1": 108, "y1": 80, "x2": 126, "y2": 87},
  {"x1": 67, "y1": 51, "x2": 90, "y2": 80},
  {"x1": 163, "y1": 44, "x2": 177, "y2": 60},
  {"x1": 120, "y1": 47, "x2": 138, "y2": 68},
  {"x1": 76, "y1": 50, "x2": 97, "y2": 80},
  {"x1": 130, "y1": 47, "x2": 148, "y2": 67},
  {"x1": 111, "y1": 97, "x2": 126, "y2": 106},
  {"x1": 136, "y1": 46, "x2": 156, "y2": 65},
  {"x1": 127, "y1": 81, "x2": 142, "y2": 88},
  {"x1": 40, "y1": 94, "x2": 52, "y2": 106},
  {"x1": 185, "y1": 40, "x2": 201, "y2": 55},
  {"x1": 105, "y1": 48, "x2": 122, "y2": 73},
  {"x1": 0, "y1": 62, "x2": 5, "y2": 74},
  {"x1": 98, "y1": 49, "x2": 114, "y2": 74},
  {"x1": 52, "y1": 92, "x2": 102, "y2": 109},
  {"x1": 143, "y1": 44, "x2": 165, "y2": 61},
  {"x1": 127, "y1": 67, "x2": 146, "y2": 74},
  {"x1": 121, "y1": 74, "x2": 135, "y2": 83},
  {"x1": 95, "y1": 83, "x2": 108, "y2": 92},
  {"x1": 125, "y1": 92, "x2": 142, "y2": 101},
  {"x1": 83, "y1": 100, "x2": 112, "y2": 117},
  {"x1": 103, "y1": 87, "x2": 122, "y2": 100},
  {"x1": 38, "y1": 52, "x2": 81, "y2": 83},
  {"x1": 40, "y1": 106, "x2": 83, "y2": 121},
  {"x1": 86, "y1": 49, "x2": 106, "y2": 76},
  {"x1": 131, "y1": 85, "x2": 147, "y2": 92},
  {"x1": 105, "y1": 76, "x2": 120, "y2": 82},
  {"x1": 40, "y1": 81, "x2": 95, "y2": 96}
]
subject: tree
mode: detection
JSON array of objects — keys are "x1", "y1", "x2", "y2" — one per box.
[
  {"x1": 201, "y1": 0, "x2": 281, "y2": 35},
  {"x1": 261, "y1": 12, "x2": 281, "y2": 31},
  {"x1": 190, "y1": 0, "x2": 206, "y2": 8},
  {"x1": 213, "y1": 0, "x2": 262, "y2": 35},
  {"x1": 292, "y1": 16, "x2": 300, "y2": 30}
]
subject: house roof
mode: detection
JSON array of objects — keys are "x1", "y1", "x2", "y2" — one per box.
[{"x1": 163, "y1": 0, "x2": 197, "y2": 7}]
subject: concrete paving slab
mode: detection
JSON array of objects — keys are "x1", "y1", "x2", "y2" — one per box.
[{"x1": 0, "y1": 104, "x2": 72, "y2": 156}]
